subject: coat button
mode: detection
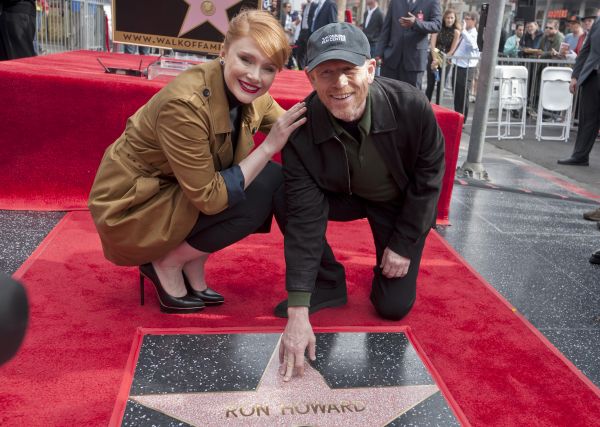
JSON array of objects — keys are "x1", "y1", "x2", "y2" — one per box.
[{"x1": 203, "y1": 88, "x2": 210, "y2": 97}]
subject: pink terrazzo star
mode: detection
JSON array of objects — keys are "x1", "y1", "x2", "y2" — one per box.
[
  {"x1": 178, "y1": 0, "x2": 240, "y2": 37},
  {"x1": 132, "y1": 340, "x2": 440, "y2": 426}
]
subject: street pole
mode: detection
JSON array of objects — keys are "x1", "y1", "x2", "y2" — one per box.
[{"x1": 457, "y1": 0, "x2": 506, "y2": 181}]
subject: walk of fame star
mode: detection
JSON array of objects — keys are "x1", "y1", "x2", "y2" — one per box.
[
  {"x1": 179, "y1": 0, "x2": 241, "y2": 37},
  {"x1": 131, "y1": 339, "x2": 440, "y2": 426}
]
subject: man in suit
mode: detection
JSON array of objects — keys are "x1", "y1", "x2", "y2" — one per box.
[
  {"x1": 310, "y1": 0, "x2": 337, "y2": 34},
  {"x1": 361, "y1": 0, "x2": 384, "y2": 58},
  {"x1": 557, "y1": 17, "x2": 600, "y2": 166},
  {"x1": 295, "y1": 0, "x2": 315, "y2": 69},
  {"x1": 375, "y1": 0, "x2": 441, "y2": 88}
]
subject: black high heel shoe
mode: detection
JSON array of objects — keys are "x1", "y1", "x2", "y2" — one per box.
[
  {"x1": 182, "y1": 272, "x2": 225, "y2": 306},
  {"x1": 139, "y1": 263, "x2": 205, "y2": 313}
]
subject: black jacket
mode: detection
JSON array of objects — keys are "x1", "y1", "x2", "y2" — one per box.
[
  {"x1": 573, "y1": 19, "x2": 600, "y2": 85},
  {"x1": 311, "y1": 0, "x2": 338, "y2": 32},
  {"x1": 282, "y1": 77, "x2": 445, "y2": 293},
  {"x1": 362, "y1": 7, "x2": 384, "y2": 45}
]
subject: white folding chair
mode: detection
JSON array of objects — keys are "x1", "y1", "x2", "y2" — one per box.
[
  {"x1": 535, "y1": 67, "x2": 573, "y2": 141},
  {"x1": 496, "y1": 65, "x2": 528, "y2": 139}
]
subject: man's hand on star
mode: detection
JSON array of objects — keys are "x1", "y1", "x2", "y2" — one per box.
[
  {"x1": 279, "y1": 306, "x2": 316, "y2": 382},
  {"x1": 381, "y1": 247, "x2": 411, "y2": 278},
  {"x1": 399, "y1": 12, "x2": 417, "y2": 28}
]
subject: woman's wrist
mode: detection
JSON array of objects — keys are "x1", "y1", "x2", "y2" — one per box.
[{"x1": 258, "y1": 139, "x2": 277, "y2": 158}]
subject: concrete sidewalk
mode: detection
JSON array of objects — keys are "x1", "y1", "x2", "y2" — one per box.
[{"x1": 461, "y1": 124, "x2": 600, "y2": 195}]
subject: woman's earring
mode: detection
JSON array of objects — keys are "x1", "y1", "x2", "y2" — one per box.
[{"x1": 219, "y1": 57, "x2": 225, "y2": 66}]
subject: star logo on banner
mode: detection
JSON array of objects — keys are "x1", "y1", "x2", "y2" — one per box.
[
  {"x1": 179, "y1": 0, "x2": 240, "y2": 37},
  {"x1": 131, "y1": 342, "x2": 440, "y2": 426}
]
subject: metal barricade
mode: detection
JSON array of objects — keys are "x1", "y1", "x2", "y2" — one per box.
[
  {"x1": 35, "y1": 0, "x2": 110, "y2": 55},
  {"x1": 437, "y1": 55, "x2": 579, "y2": 137}
]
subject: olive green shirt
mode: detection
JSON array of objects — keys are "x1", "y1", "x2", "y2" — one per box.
[{"x1": 329, "y1": 94, "x2": 400, "y2": 202}]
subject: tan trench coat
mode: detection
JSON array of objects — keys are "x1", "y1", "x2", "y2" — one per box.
[{"x1": 88, "y1": 59, "x2": 284, "y2": 266}]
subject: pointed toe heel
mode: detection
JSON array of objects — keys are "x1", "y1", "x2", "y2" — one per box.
[
  {"x1": 183, "y1": 273, "x2": 225, "y2": 305},
  {"x1": 139, "y1": 263, "x2": 205, "y2": 313}
]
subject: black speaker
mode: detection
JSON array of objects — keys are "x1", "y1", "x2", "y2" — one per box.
[
  {"x1": 516, "y1": 0, "x2": 536, "y2": 23},
  {"x1": 516, "y1": 6, "x2": 536, "y2": 23}
]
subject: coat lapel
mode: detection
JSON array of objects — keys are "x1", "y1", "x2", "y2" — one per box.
[
  {"x1": 202, "y1": 59, "x2": 232, "y2": 136},
  {"x1": 234, "y1": 102, "x2": 260, "y2": 163}
]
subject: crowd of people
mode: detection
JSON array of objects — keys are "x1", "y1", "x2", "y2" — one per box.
[{"x1": 270, "y1": 2, "x2": 598, "y2": 138}]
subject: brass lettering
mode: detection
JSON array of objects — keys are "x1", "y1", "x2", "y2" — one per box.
[
  {"x1": 354, "y1": 401, "x2": 366, "y2": 412},
  {"x1": 328, "y1": 404, "x2": 341, "y2": 413},
  {"x1": 225, "y1": 408, "x2": 237, "y2": 418},
  {"x1": 340, "y1": 401, "x2": 353, "y2": 413},
  {"x1": 239, "y1": 406, "x2": 255, "y2": 417},
  {"x1": 310, "y1": 403, "x2": 327, "y2": 414},
  {"x1": 295, "y1": 404, "x2": 310, "y2": 415},
  {"x1": 281, "y1": 405, "x2": 295, "y2": 415},
  {"x1": 256, "y1": 405, "x2": 270, "y2": 416}
]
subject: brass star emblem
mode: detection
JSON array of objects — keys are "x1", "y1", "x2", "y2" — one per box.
[{"x1": 179, "y1": 0, "x2": 240, "y2": 37}]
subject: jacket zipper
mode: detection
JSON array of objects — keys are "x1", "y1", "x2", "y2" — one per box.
[{"x1": 333, "y1": 135, "x2": 352, "y2": 195}]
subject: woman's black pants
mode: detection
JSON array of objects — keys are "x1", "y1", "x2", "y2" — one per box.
[{"x1": 185, "y1": 162, "x2": 283, "y2": 252}]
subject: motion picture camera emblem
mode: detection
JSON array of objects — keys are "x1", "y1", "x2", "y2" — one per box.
[{"x1": 201, "y1": 1, "x2": 216, "y2": 16}]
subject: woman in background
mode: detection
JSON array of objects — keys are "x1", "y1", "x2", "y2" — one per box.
[
  {"x1": 88, "y1": 10, "x2": 305, "y2": 313},
  {"x1": 425, "y1": 9, "x2": 461, "y2": 103}
]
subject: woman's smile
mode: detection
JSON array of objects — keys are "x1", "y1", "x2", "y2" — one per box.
[{"x1": 239, "y1": 79, "x2": 260, "y2": 93}]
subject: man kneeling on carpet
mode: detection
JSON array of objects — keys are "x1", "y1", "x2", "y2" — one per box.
[
  {"x1": 88, "y1": 10, "x2": 306, "y2": 313},
  {"x1": 276, "y1": 23, "x2": 445, "y2": 381}
]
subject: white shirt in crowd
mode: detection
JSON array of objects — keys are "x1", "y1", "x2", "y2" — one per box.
[
  {"x1": 364, "y1": 5, "x2": 378, "y2": 29},
  {"x1": 301, "y1": 0, "x2": 312, "y2": 30},
  {"x1": 452, "y1": 27, "x2": 479, "y2": 68},
  {"x1": 311, "y1": 0, "x2": 324, "y2": 31}
]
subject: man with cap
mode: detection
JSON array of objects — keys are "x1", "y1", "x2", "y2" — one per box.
[
  {"x1": 274, "y1": 22, "x2": 445, "y2": 381},
  {"x1": 582, "y1": 7, "x2": 599, "y2": 34}
]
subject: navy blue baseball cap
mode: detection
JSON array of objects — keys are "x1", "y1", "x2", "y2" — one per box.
[{"x1": 306, "y1": 22, "x2": 371, "y2": 72}]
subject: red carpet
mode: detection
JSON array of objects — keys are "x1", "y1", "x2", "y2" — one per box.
[
  {"x1": 1, "y1": 211, "x2": 599, "y2": 426},
  {"x1": 0, "y1": 51, "x2": 461, "y2": 222}
]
